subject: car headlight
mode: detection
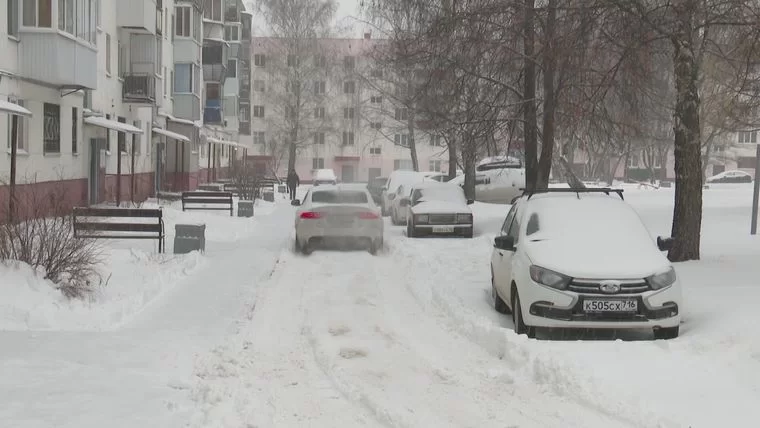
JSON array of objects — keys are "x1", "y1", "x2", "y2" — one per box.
[
  {"x1": 456, "y1": 213, "x2": 472, "y2": 224},
  {"x1": 647, "y1": 267, "x2": 677, "y2": 290},
  {"x1": 529, "y1": 265, "x2": 571, "y2": 290},
  {"x1": 415, "y1": 214, "x2": 429, "y2": 224}
]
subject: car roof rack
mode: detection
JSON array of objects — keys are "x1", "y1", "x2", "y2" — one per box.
[{"x1": 520, "y1": 187, "x2": 624, "y2": 200}]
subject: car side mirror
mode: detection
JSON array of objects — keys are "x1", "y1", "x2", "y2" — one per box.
[
  {"x1": 657, "y1": 236, "x2": 674, "y2": 252},
  {"x1": 291, "y1": 199, "x2": 301, "y2": 206},
  {"x1": 399, "y1": 198, "x2": 410, "y2": 207},
  {"x1": 494, "y1": 235, "x2": 515, "y2": 251},
  {"x1": 467, "y1": 199, "x2": 474, "y2": 205}
]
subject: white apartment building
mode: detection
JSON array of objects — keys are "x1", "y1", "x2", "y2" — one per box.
[
  {"x1": 0, "y1": 0, "x2": 247, "y2": 216},
  {"x1": 248, "y1": 34, "x2": 450, "y2": 183}
]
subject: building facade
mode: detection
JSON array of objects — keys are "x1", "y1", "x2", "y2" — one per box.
[
  {"x1": 248, "y1": 35, "x2": 450, "y2": 183},
  {"x1": 0, "y1": 0, "x2": 249, "y2": 216}
]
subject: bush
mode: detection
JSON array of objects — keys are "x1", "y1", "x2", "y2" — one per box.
[{"x1": 0, "y1": 179, "x2": 104, "y2": 299}]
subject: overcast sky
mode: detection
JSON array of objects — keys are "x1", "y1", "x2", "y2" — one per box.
[{"x1": 247, "y1": 0, "x2": 369, "y2": 38}]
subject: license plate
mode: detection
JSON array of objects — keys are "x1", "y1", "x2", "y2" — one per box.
[
  {"x1": 329, "y1": 215, "x2": 354, "y2": 226},
  {"x1": 432, "y1": 226, "x2": 454, "y2": 233},
  {"x1": 583, "y1": 299, "x2": 637, "y2": 313}
]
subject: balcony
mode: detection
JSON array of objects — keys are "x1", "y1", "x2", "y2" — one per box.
[
  {"x1": 18, "y1": 31, "x2": 97, "y2": 89},
  {"x1": 122, "y1": 73, "x2": 156, "y2": 103},
  {"x1": 204, "y1": 99, "x2": 223, "y2": 125},
  {"x1": 239, "y1": 122, "x2": 251, "y2": 135},
  {"x1": 202, "y1": 44, "x2": 227, "y2": 64},
  {"x1": 117, "y1": 0, "x2": 158, "y2": 34}
]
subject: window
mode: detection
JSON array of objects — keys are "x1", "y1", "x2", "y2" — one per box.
[
  {"x1": 71, "y1": 107, "x2": 78, "y2": 154},
  {"x1": 227, "y1": 59, "x2": 237, "y2": 77},
  {"x1": 527, "y1": 213, "x2": 540, "y2": 235},
  {"x1": 117, "y1": 117, "x2": 127, "y2": 153},
  {"x1": 6, "y1": 99, "x2": 27, "y2": 151},
  {"x1": 738, "y1": 131, "x2": 758, "y2": 144},
  {"x1": 286, "y1": 80, "x2": 300, "y2": 94},
  {"x1": 394, "y1": 159, "x2": 413, "y2": 170},
  {"x1": 501, "y1": 205, "x2": 518, "y2": 235},
  {"x1": 395, "y1": 108, "x2": 408, "y2": 121},
  {"x1": 314, "y1": 132, "x2": 325, "y2": 145},
  {"x1": 429, "y1": 160, "x2": 441, "y2": 172},
  {"x1": 43, "y1": 103, "x2": 61, "y2": 154},
  {"x1": 76, "y1": 0, "x2": 97, "y2": 44},
  {"x1": 628, "y1": 152, "x2": 640, "y2": 168},
  {"x1": 312, "y1": 190, "x2": 368, "y2": 204},
  {"x1": 343, "y1": 81, "x2": 356, "y2": 94},
  {"x1": 342, "y1": 131, "x2": 354, "y2": 146},
  {"x1": 394, "y1": 134, "x2": 409, "y2": 147},
  {"x1": 507, "y1": 208, "x2": 521, "y2": 244},
  {"x1": 371, "y1": 69, "x2": 382, "y2": 78},
  {"x1": 312, "y1": 157, "x2": 325, "y2": 169},
  {"x1": 475, "y1": 174, "x2": 491, "y2": 185},
  {"x1": 653, "y1": 153, "x2": 662, "y2": 169},
  {"x1": 224, "y1": 25, "x2": 239, "y2": 41},
  {"x1": 206, "y1": 82, "x2": 220, "y2": 100},
  {"x1": 192, "y1": 8, "x2": 201, "y2": 40},
  {"x1": 370, "y1": 147, "x2": 381, "y2": 155},
  {"x1": 175, "y1": 6, "x2": 190, "y2": 37},
  {"x1": 57, "y1": 0, "x2": 74, "y2": 33},
  {"x1": 344, "y1": 56, "x2": 355, "y2": 70},
  {"x1": 23, "y1": 0, "x2": 52, "y2": 27},
  {"x1": 314, "y1": 81, "x2": 326, "y2": 95},
  {"x1": 253, "y1": 131, "x2": 266, "y2": 145},
  {"x1": 156, "y1": 35, "x2": 163, "y2": 72},
  {"x1": 170, "y1": 70, "x2": 174, "y2": 94},
  {"x1": 254, "y1": 54, "x2": 266, "y2": 67},
  {"x1": 370, "y1": 95, "x2": 382, "y2": 104},
  {"x1": 239, "y1": 104, "x2": 250, "y2": 122},
  {"x1": 314, "y1": 107, "x2": 325, "y2": 119},
  {"x1": 253, "y1": 80, "x2": 266, "y2": 92},
  {"x1": 7, "y1": 0, "x2": 19, "y2": 37},
  {"x1": 343, "y1": 107, "x2": 355, "y2": 119},
  {"x1": 430, "y1": 135, "x2": 443, "y2": 146},
  {"x1": 314, "y1": 55, "x2": 326, "y2": 67},
  {"x1": 738, "y1": 156, "x2": 756, "y2": 169},
  {"x1": 287, "y1": 54, "x2": 300, "y2": 67},
  {"x1": 204, "y1": 0, "x2": 222, "y2": 21},
  {"x1": 118, "y1": 41, "x2": 126, "y2": 76},
  {"x1": 253, "y1": 105, "x2": 265, "y2": 118},
  {"x1": 174, "y1": 64, "x2": 193, "y2": 93},
  {"x1": 370, "y1": 122, "x2": 382, "y2": 130},
  {"x1": 105, "y1": 33, "x2": 111, "y2": 75}
]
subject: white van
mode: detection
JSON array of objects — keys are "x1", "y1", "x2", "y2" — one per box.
[
  {"x1": 449, "y1": 157, "x2": 525, "y2": 204},
  {"x1": 380, "y1": 170, "x2": 430, "y2": 216}
]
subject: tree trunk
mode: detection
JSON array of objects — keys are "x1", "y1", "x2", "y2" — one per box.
[
  {"x1": 8, "y1": 114, "x2": 18, "y2": 222},
  {"x1": 408, "y1": 102, "x2": 419, "y2": 171},
  {"x1": 522, "y1": 0, "x2": 538, "y2": 191},
  {"x1": 669, "y1": 10, "x2": 703, "y2": 262},
  {"x1": 536, "y1": 0, "x2": 557, "y2": 190},
  {"x1": 462, "y1": 136, "x2": 476, "y2": 201},
  {"x1": 447, "y1": 134, "x2": 458, "y2": 180}
]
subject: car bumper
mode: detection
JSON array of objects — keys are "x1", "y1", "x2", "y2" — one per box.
[
  {"x1": 297, "y1": 221, "x2": 383, "y2": 245},
  {"x1": 520, "y1": 282, "x2": 682, "y2": 329}
]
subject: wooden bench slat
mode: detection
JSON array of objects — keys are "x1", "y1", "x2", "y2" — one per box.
[
  {"x1": 182, "y1": 207, "x2": 232, "y2": 210},
  {"x1": 76, "y1": 234, "x2": 163, "y2": 239},
  {"x1": 74, "y1": 222, "x2": 163, "y2": 233},
  {"x1": 182, "y1": 198, "x2": 233, "y2": 204},
  {"x1": 73, "y1": 208, "x2": 163, "y2": 218},
  {"x1": 182, "y1": 191, "x2": 232, "y2": 197}
]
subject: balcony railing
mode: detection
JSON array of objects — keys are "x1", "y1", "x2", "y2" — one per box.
[{"x1": 122, "y1": 73, "x2": 156, "y2": 102}]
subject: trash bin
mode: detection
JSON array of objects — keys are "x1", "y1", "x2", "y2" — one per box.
[
  {"x1": 263, "y1": 191, "x2": 275, "y2": 202},
  {"x1": 174, "y1": 223, "x2": 206, "y2": 254},
  {"x1": 238, "y1": 200, "x2": 254, "y2": 217}
]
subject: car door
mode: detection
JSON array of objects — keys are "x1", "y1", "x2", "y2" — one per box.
[{"x1": 492, "y1": 204, "x2": 518, "y2": 296}]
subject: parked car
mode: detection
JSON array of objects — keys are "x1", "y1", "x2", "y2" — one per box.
[
  {"x1": 380, "y1": 170, "x2": 431, "y2": 216},
  {"x1": 313, "y1": 169, "x2": 338, "y2": 186},
  {"x1": 490, "y1": 188, "x2": 682, "y2": 339},
  {"x1": 367, "y1": 176, "x2": 388, "y2": 204},
  {"x1": 448, "y1": 158, "x2": 525, "y2": 204},
  {"x1": 421, "y1": 171, "x2": 448, "y2": 182},
  {"x1": 706, "y1": 170, "x2": 752, "y2": 183},
  {"x1": 402, "y1": 182, "x2": 474, "y2": 238},
  {"x1": 292, "y1": 184, "x2": 383, "y2": 255}
]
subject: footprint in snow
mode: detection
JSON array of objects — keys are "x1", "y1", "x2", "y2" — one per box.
[
  {"x1": 339, "y1": 347, "x2": 368, "y2": 359},
  {"x1": 329, "y1": 325, "x2": 351, "y2": 336}
]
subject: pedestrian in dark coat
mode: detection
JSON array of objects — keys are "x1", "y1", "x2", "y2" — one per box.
[{"x1": 286, "y1": 169, "x2": 300, "y2": 200}]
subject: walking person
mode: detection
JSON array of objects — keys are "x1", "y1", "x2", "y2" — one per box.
[{"x1": 287, "y1": 169, "x2": 300, "y2": 201}]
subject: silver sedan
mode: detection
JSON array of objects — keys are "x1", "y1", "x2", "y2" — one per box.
[{"x1": 293, "y1": 184, "x2": 384, "y2": 255}]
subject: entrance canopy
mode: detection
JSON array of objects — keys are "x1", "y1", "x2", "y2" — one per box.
[
  {"x1": 84, "y1": 116, "x2": 143, "y2": 134},
  {"x1": 0, "y1": 100, "x2": 32, "y2": 117},
  {"x1": 152, "y1": 127, "x2": 191, "y2": 142}
]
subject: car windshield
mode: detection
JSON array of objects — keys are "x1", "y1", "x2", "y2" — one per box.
[
  {"x1": 311, "y1": 190, "x2": 368, "y2": 204},
  {"x1": 413, "y1": 186, "x2": 466, "y2": 205}
]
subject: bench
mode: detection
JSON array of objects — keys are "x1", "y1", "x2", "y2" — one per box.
[
  {"x1": 181, "y1": 191, "x2": 234, "y2": 216},
  {"x1": 72, "y1": 207, "x2": 166, "y2": 253},
  {"x1": 222, "y1": 183, "x2": 240, "y2": 196}
]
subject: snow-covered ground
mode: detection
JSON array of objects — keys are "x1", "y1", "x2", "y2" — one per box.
[{"x1": 2, "y1": 183, "x2": 760, "y2": 427}]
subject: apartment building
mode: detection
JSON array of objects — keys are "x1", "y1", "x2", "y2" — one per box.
[
  {"x1": 0, "y1": 0, "x2": 248, "y2": 213},
  {"x1": 248, "y1": 34, "x2": 450, "y2": 183}
]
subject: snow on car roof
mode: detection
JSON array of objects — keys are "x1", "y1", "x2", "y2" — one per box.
[{"x1": 313, "y1": 169, "x2": 337, "y2": 180}]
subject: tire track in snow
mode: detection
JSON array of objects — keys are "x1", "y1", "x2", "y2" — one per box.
[{"x1": 387, "y1": 235, "x2": 674, "y2": 428}]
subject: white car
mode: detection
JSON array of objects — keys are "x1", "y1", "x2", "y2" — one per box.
[
  {"x1": 380, "y1": 170, "x2": 430, "y2": 216},
  {"x1": 313, "y1": 168, "x2": 338, "y2": 186},
  {"x1": 705, "y1": 170, "x2": 752, "y2": 183},
  {"x1": 293, "y1": 184, "x2": 383, "y2": 255},
  {"x1": 490, "y1": 188, "x2": 682, "y2": 339},
  {"x1": 449, "y1": 160, "x2": 525, "y2": 204},
  {"x1": 402, "y1": 182, "x2": 474, "y2": 238}
]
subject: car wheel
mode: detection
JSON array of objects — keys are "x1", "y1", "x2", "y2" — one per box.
[
  {"x1": 492, "y1": 272, "x2": 509, "y2": 314},
  {"x1": 301, "y1": 239, "x2": 313, "y2": 255},
  {"x1": 512, "y1": 291, "x2": 535, "y2": 338},
  {"x1": 653, "y1": 326, "x2": 679, "y2": 340},
  {"x1": 368, "y1": 239, "x2": 380, "y2": 255},
  {"x1": 407, "y1": 222, "x2": 415, "y2": 238},
  {"x1": 294, "y1": 237, "x2": 302, "y2": 253}
]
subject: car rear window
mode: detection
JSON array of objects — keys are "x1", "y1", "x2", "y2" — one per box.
[{"x1": 312, "y1": 190, "x2": 368, "y2": 204}]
